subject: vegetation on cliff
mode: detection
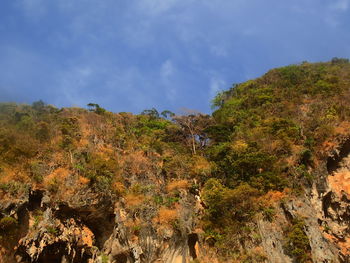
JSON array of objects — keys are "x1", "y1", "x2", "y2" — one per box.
[{"x1": 0, "y1": 58, "x2": 349, "y2": 261}]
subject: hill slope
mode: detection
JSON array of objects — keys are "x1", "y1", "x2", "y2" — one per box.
[{"x1": 1, "y1": 58, "x2": 350, "y2": 262}]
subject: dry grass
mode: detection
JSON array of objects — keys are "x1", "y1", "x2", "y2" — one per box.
[
  {"x1": 334, "y1": 121, "x2": 350, "y2": 136},
  {"x1": 191, "y1": 156, "x2": 212, "y2": 176},
  {"x1": 112, "y1": 181, "x2": 126, "y2": 194},
  {"x1": 43, "y1": 167, "x2": 70, "y2": 192},
  {"x1": 166, "y1": 179, "x2": 189, "y2": 192},
  {"x1": 121, "y1": 151, "x2": 151, "y2": 176},
  {"x1": 78, "y1": 176, "x2": 90, "y2": 185},
  {"x1": 44, "y1": 168, "x2": 69, "y2": 184},
  {"x1": 259, "y1": 189, "x2": 289, "y2": 208},
  {"x1": 155, "y1": 207, "x2": 178, "y2": 225},
  {"x1": 321, "y1": 140, "x2": 338, "y2": 154},
  {"x1": 0, "y1": 167, "x2": 17, "y2": 184},
  {"x1": 125, "y1": 193, "x2": 145, "y2": 207}
]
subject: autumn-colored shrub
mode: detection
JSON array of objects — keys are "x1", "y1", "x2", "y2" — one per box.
[
  {"x1": 156, "y1": 207, "x2": 178, "y2": 225},
  {"x1": 125, "y1": 193, "x2": 145, "y2": 208},
  {"x1": 166, "y1": 179, "x2": 189, "y2": 192}
]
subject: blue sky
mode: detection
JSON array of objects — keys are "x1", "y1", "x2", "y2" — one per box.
[{"x1": 1, "y1": 0, "x2": 350, "y2": 114}]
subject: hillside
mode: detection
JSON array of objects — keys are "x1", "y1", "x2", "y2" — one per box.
[{"x1": 1, "y1": 58, "x2": 350, "y2": 262}]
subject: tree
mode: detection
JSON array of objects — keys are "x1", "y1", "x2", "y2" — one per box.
[
  {"x1": 87, "y1": 103, "x2": 106, "y2": 115},
  {"x1": 173, "y1": 112, "x2": 213, "y2": 155},
  {"x1": 141, "y1": 108, "x2": 159, "y2": 119},
  {"x1": 160, "y1": 110, "x2": 175, "y2": 119}
]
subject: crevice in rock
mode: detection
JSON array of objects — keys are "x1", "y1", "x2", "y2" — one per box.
[
  {"x1": 188, "y1": 233, "x2": 198, "y2": 259},
  {"x1": 114, "y1": 253, "x2": 128, "y2": 263},
  {"x1": 35, "y1": 242, "x2": 92, "y2": 263},
  {"x1": 54, "y1": 203, "x2": 115, "y2": 249},
  {"x1": 322, "y1": 191, "x2": 332, "y2": 218},
  {"x1": 280, "y1": 203, "x2": 293, "y2": 222},
  {"x1": 27, "y1": 190, "x2": 44, "y2": 211},
  {"x1": 327, "y1": 138, "x2": 350, "y2": 174},
  {"x1": 84, "y1": 212, "x2": 115, "y2": 249}
]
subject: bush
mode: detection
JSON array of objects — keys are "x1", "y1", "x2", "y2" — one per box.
[
  {"x1": 202, "y1": 179, "x2": 259, "y2": 225},
  {"x1": 283, "y1": 217, "x2": 311, "y2": 262},
  {"x1": 0, "y1": 216, "x2": 18, "y2": 231}
]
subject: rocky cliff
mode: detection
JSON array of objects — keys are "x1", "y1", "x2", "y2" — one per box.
[{"x1": 1, "y1": 59, "x2": 350, "y2": 262}]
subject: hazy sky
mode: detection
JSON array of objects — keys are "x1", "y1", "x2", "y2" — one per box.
[{"x1": 1, "y1": 0, "x2": 350, "y2": 113}]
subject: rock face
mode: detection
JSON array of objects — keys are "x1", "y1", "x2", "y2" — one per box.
[
  {"x1": 257, "y1": 139, "x2": 350, "y2": 263},
  {"x1": 0, "y1": 187, "x2": 202, "y2": 263},
  {"x1": 2, "y1": 142, "x2": 350, "y2": 262}
]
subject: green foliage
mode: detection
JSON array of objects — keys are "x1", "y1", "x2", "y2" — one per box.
[
  {"x1": 36, "y1": 121, "x2": 51, "y2": 142},
  {"x1": 283, "y1": 217, "x2": 311, "y2": 262},
  {"x1": 83, "y1": 153, "x2": 118, "y2": 191},
  {"x1": 0, "y1": 217, "x2": 18, "y2": 232},
  {"x1": 202, "y1": 179, "x2": 259, "y2": 225},
  {"x1": 46, "y1": 226, "x2": 58, "y2": 235},
  {"x1": 0, "y1": 181, "x2": 29, "y2": 196},
  {"x1": 87, "y1": 103, "x2": 106, "y2": 115},
  {"x1": 29, "y1": 161, "x2": 47, "y2": 183},
  {"x1": 60, "y1": 117, "x2": 80, "y2": 149},
  {"x1": 209, "y1": 60, "x2": 350, "y2": 192},
  {"x1": 141, "y1": 108, "x2": 159, "y2": 119},
  {"x1": 262, "y1": 207, "x2": 276, "y2": 222},
  {"x1": 33, "y1": 210, "x2": 44, "y2": 229},
  {"x1": 0, "y1": 60, "x2": 349, "y2": 260},
  {"x1": 101, "y1": 254, "x2": 109, "y2": 263},
  {"x1": 331, "y1": 57, "x2": 349, "y2": 64}
]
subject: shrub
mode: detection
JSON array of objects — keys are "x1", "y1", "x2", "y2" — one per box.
[
  {"x1": 156, "y1": 207, "x2": 178, "y2": 225},
  {"x1": 0, "y1": 216, "x2": 18, "y2": 231},
  {"x1": 125, "y1": 193, "x2": 145, "y2": 208},
  {"x1": 202, "y1": 179, "x2": 259, "y2": 225},
  {"x1": 283, "y1": 217, "x2": 311, "y2": 262},
  {"x1": 166, "y1": 179, "x2": 189, "y2": 192}
]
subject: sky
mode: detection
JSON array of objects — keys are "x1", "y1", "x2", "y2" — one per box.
[{"x1": 0, "y1": 0, "x2": 350, "y2": 114}]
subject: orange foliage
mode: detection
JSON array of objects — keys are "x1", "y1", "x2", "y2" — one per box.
[
  {"x1": 191, "y1": 156, "x2": 211, "y2": 176},
  {"x1": 334, "y1": 121, "x2": 350, "y2": 136},
  {"x1": 43, "y1": 167, "x2": 70, "y2": 189},
  {"x1": 338, "y1": 237, "x2": 350, "y2": 256},
  {"x1": 0, "y1": 167, "x2": 17, "y2": 184},
  {"x1": 156, "y1": 207, "x2": 178, "y2": 225},
  {"x1": 112, "y1": 181, "x2": 126, "y2": 194},
  {"x1": 125, "y1": 193, "x2": 145, "y2": 207},
  {"x1": 259, "y1": 190, "x2": 287, "y2": 207},
  {"x1": 166, "y1": 179, "x2": 189, "y2": 192},
  {"x1": 78, "y1": 176, "x2": 90, "y2": 185},
  {"x1": 121, "y1": 151, "x2": 151, "y2": 176},
  {"x1": 322, "y1": 140, "x2": 337, "y2": 154}
]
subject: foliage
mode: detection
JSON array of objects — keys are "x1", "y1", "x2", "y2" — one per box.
[
  {"x1": 283, "y1": 217, "x2": 311, "y2": 262},
  {"x1": 0, "y1": 60, "x2": 349, "y2": 260},
  {"x1": 0, "y1": 217, "x2": 18, "y2": 232},
  {"x1": 202, "y1": 179, "x2": 260, "y2": 225},
  {"x1": 87, "y1": 103, "x2": 106, "y2": 115}
]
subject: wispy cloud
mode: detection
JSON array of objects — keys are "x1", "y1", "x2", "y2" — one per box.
[
  {"x1": 209, "y1": 76, "x2": 226, "y2": 98},
  {"x1": 160, "y1": 59, "x2": 177, "y2": 102},
  {"x1": 331, "y1": 0, "x2": 349, "y2": 11},
  {"x1": 1, "y1": 0, "x2": 350, "y2": 113},
  {"x1": 17, "y1": 0, "x2": 47, "y2": 19}
]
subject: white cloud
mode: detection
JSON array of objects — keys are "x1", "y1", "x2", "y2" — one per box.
[
  {"x1": 161, "y1": 59, "x2": 174, "y2": 79},
  {"x1": 209, "y1": 76, "x2": 226, "y2": 98},
  {"x1": 16, "y1": 0, "x2": 47, "y2": 19},
  {"x1": 210, "y1": 45, "x2": 228, "y2": 57},
  {"x1": 331, "y1": 0, "x2": 349, "y2": 11},
  {"x1": 160, "y1": 59, "x2": 177, "y2": 101},
  {"x1": 137, "y1": 0, "x2": 180, "y2": 15}
]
